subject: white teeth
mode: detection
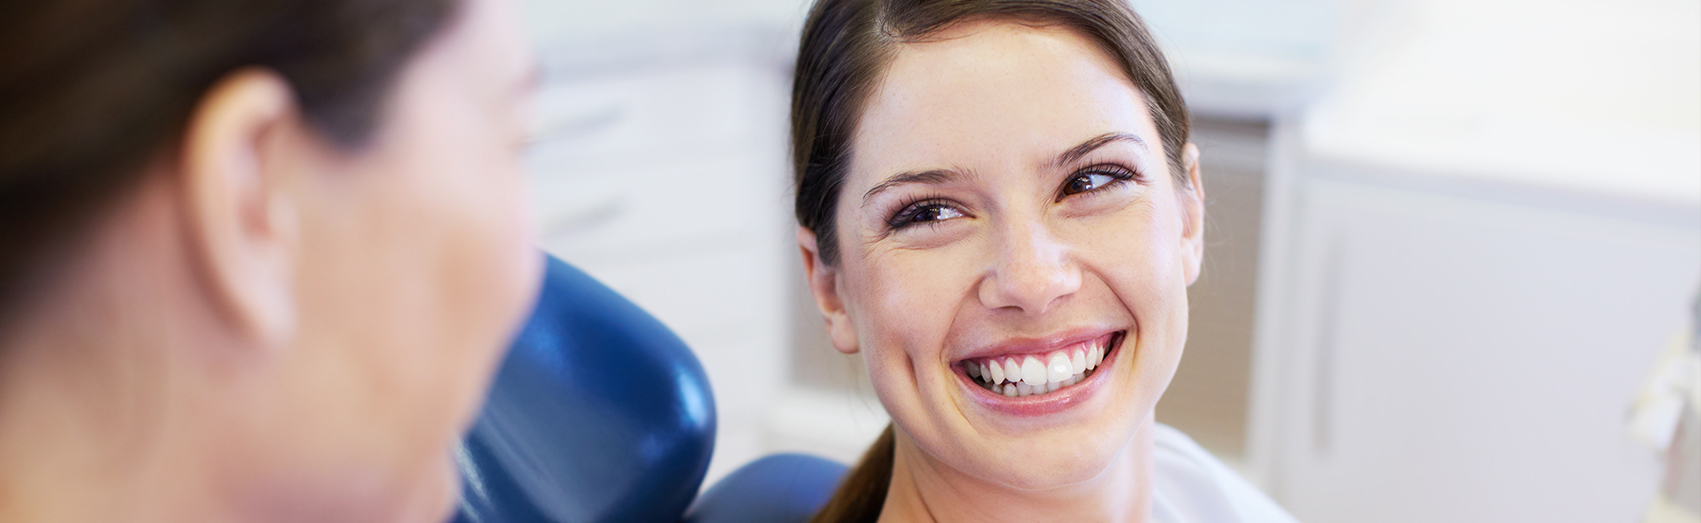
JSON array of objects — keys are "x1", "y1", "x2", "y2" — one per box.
[
  {"x1": 1020, "y1": 357, "x2": 1045, "y2": 387},
  {"x1": 1046, "y1": 352, "x2": 1073, "y2": 384},
  {"x1": 969, "y1": 335, "x2": 1119, "y2": 396}
]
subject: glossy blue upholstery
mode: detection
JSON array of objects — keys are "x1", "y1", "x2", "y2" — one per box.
[
  {"x1": 454, "y1": 256, "x2": 716, "y2": 523},
  {"x1": 684, "y1": 454, "x2": 847, "y2": 523}
]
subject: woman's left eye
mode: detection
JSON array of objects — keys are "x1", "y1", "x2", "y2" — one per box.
[
  {"x1": 1063, "y1": 173, "x2": 1118, "y2": 195},
  {"x1": 1060, "y1": 164, "x2": 1137, "y2": 198},
  {"x1": 888, "y1": 200, "x2": 966, "y2": 230}
]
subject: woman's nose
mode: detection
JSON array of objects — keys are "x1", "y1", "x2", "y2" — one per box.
[{"x1": 978, "y1": 220, "x2": 1082, "y2": 316}]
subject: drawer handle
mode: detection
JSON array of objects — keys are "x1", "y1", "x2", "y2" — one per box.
[
  {"x1": 529, "y1": 104, "x2": 627, "y2": 146},
  {"x1": 1312, "y1": 233, "x2": 1347, "y2": 456},
  {"x1": 542, "y1": 197, "x2": 625, "y2": 237}
]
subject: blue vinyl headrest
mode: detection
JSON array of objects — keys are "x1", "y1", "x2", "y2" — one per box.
[
  {"x1": 454, "y1": 255, "x2": 716, "y2": 523},
  {"x1": 684, "y1": 453, "x2": 847, "y2": 523}
]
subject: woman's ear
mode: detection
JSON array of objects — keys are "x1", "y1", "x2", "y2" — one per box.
[
  {"x1": 797, "y1": 226, "x2": 859, "y2": 354},
  {"x1": 1178, "y1": 143, "x2": 1205, "y2": 286},
  {"x1": 177, "y1": 68, "x2": 302, "y2": 350}
]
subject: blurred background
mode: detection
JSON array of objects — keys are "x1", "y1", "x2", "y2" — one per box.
[{"x1": 512, "y1": 0, "x2": 1701, "y2": 521}]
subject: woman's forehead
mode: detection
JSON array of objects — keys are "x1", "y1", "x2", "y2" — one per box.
[{"x1": 850, "y1": 20, "x2": 1159, "y2": 184}]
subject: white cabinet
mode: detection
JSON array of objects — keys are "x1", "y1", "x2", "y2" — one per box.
[
  {"x1": 1254, "y1": 167, "x2": 1699, "y2": 522},
  {"x1": 523, "y1": 37, "x2": 795, "y2": 485},
  {"x1": 1245, "y1": 1, "x2": 1701, "y2": 519}
]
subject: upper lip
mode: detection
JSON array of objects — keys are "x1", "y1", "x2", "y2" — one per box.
[{"x1": 948, "y1": 326, "x2": 1124, "y2": 363}]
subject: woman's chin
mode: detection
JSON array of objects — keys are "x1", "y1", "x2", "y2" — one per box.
[
  {"x1": 968, "y1": 442, "x2": 1123, "y2": 491},
  {"x1": 968, "y1": 407, "x2": 1153, "y2": 491},
  {"x1": 929, "y1": 417, "x2": 1135, "y2": 492}
]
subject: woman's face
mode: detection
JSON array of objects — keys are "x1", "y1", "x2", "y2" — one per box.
[
  {"x1": 249, "y1": 0, "x2": 540, "y2": 516},
  {"x1": 810, "y1": 20, "x2": 1203, "y2": 490}
]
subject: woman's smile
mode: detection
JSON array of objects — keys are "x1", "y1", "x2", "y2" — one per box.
[
  {"x1": 959, "y1": 329, "x2": 1122, "y2": 395},
  {"x1": 954, "y1": 329, "x2": 1130, "y2": 415}
]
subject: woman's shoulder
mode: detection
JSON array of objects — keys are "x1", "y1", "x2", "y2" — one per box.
[{"x1": 1149, "y1": 423, "x2": 1301, "y2": 523}]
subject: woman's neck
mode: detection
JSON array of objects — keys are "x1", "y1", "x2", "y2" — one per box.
[
  {"x1": 0, "y1": 329, "x2": 202, "y2": 522},
  {"x1": 0, "y1": 261, "x2": 234, "y2": 523},
  {"x1": 877, "y1": 417, "x2": 1157, "y2": 523}
]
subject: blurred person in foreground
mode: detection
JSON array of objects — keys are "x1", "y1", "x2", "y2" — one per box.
[
  {"x1": 0, "y1": 0, "x2": 541, "y2": 520},
  {"x1": 790, "y1": 0, "x2": 1297, "y2": 521}
]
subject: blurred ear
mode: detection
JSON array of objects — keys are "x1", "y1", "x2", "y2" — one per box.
[
  {"x1": 797, "y1": 226, "x2": 859, "y2": 355},
  {"x1": 1178, "y1": 143, "x2": 1205, "y2": 286},
  {"x1": 177, "y1": 68, "x2": 302, "y2": 350}
]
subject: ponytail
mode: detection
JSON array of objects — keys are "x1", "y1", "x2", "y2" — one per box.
[{"x1": 809, "y1": 424, "x2": 895, "y2": 523}]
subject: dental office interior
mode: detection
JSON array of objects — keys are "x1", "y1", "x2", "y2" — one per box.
[{"x1": 514, "y1": 0, "x2": 1701, "y2": 521}]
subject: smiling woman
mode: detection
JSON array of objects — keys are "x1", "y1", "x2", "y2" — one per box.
[{"x1": 790, "y1": 1, "x2": 1297, "y2": 522}]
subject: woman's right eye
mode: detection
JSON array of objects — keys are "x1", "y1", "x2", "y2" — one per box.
[{"x1": 889, "y1": 201, "x2": 965, "y2": 230}]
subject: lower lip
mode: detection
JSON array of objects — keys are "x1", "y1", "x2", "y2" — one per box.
[{"x1": 957, "y1": 331, "x2": 1126, "y2": 417}]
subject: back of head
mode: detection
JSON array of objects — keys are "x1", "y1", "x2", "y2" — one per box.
[
  {"x1": 0, "y1": 0, "x2": 453, "y2": 328},
  {"x1": 0, "y1": 0, "x2": 553, "y2": 520}
]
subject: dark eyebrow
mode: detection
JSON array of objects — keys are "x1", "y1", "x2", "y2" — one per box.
[
  {"x1": 861, "y1": 169, "x2": 963, "y2": 208},
  {"x1": 858, "y1": 133, "x2": 1143, "y2": 208},
  {"x1": 1056, "y1": 132, "x2": 1146, "y2": 167}
]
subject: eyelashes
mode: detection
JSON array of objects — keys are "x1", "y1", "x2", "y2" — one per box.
[
  {"x1": 886, "y1": 194, "x2": 961, "y2": 230},
  {"x1": 883, "y1": 162, "x2": 1143, "y2": 232},
  {"x1": 1057, "y1": 163, "x2": 1138, "y2": 200}
]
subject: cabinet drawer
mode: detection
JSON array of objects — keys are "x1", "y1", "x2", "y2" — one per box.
[
  {"x1": 528, "y1": 63, "x2": 787, "y2": 160},
  {"x1": 543, "y1": 234, "x2": 788, "y2": 338},
  {"x1": 528, "y1": 149, "x2": 787, "y2": 257}
]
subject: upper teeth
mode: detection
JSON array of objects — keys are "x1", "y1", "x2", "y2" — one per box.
[{"x1": 964, "y1": 337, "x2": 1109, "y2": 397}]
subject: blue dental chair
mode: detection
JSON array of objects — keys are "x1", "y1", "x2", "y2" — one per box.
[{"x1": 453, "y1": 255, "x2": 847, "y2": 523}]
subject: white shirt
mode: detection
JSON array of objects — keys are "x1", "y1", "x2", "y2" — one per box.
[{"x1": 1151, "y1": 423, "x2": 1300, "y2": 523}]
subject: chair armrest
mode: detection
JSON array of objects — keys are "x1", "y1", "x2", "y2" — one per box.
[{"x1": 684, "y1": 453, "x2": 847, "y2": 523}]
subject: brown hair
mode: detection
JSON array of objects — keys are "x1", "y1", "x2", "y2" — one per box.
[
  {"x1": 813, "y1": 425, "x2": 897, "y2": 523},
  {"x1": 789, "y1": 0, "x2": 1190, "y2": 520},
  {"x1": 790, "y1": 0, "x2": 1191, "y2": 267},
  {"x1": 0, "y1": 0, "x2": 458, "y2": 329}
]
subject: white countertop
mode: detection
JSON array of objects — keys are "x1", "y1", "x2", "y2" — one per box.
[{"x1": 1298, "y1": 0, "x2": 1701, "y2": 207}]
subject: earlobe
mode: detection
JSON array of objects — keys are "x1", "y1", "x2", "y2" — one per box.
[
  {"x1": 178, "y1": 68, "x2": 302, "y2": 350},
  {"x1": 1179, "y1": 143, "x2": 1205, "y2": 286},
  {"x1": 797, "y1": 227, "x2": 859, "y2": 355}
]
